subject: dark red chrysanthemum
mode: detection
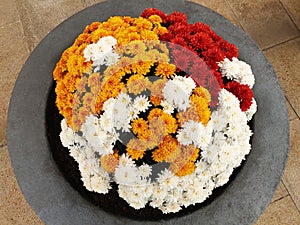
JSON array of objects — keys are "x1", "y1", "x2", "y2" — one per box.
[
  {"x1": 202, "y1": 46, "x2": 226, "y2": 70},
  {"x1": 170, "y1": 37, "x2": 188, "y2": 47},
  {"x1": 190, "y1": 32, "x2": 213, "y2": 50},
  {"x1": 160, "y1": 32, "x2": 174, "y2": 41},
  {"x1": 191, "y1": 22, "x2": 211, "y2": 33},
  {"x1": 189, "y1": 61, "x2": 221, "y2": 107},
  {"x1": 140, "y1": 8, "x2": 166, "y2": 21},
  {"x1": 220, "y1": 40, "x2": 239, "y2": 60},
  {"x1": 225, "y1": 81, "x2": 253, "y2": 111},
  {"x1": 171, "y1": 49, "x2": 191, "y2": 71},
  {"x1": 165, "y1": 11, "x2": 188, "y2": 25}
]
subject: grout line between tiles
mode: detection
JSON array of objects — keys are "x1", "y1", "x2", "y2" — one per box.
[
  {"x1": 279, "y1": 0, "x2": 300, "y2": 33},
  {"x1": 281, "y1": 181, "x2": 300, "y2": 213},
  {"x1": 224, "y1": 0, "x2": 245, "y2": 31},
  {"x1": 286, "y1": 97, "x2": 300, "y2": 121},
  {"x1": 271, "y1": 194, "x2": 290, "y2": 204},
  {"x1": 262, "y1": 36, "x2": 300, "y2": 51}
]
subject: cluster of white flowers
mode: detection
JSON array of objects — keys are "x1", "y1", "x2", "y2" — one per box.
[
  {"x1": 83, "y1": 36, "x2": 120, "y2": 72},
  {"x1": 177, "y1": 120, "x2": 213, "y2": 150},
  {"x1": 60, "y1": 119, "x2": 111, "y2": 193},
  {"x1": 59, "y1": 39, "x2": 257, "y2": 214},
  {"x1": 218, "y1": 57, "x2": 255, "y2": 88},
  {"x1": 59, "y1": 84, "x2": 256, "y2": 214},
  {"x1": 162, "y1": 76, "x2": 196, "y2": 111}
]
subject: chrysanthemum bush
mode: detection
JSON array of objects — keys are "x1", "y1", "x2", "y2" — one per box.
[{"x1": 53, "y1": 8, "x2": 257, "y2": 214}]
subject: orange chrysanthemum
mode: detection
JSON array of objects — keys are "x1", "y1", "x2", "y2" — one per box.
[
  {"x1": 126, "y1": 139, "x2": 146, "y2": 160},
  {"x1": 193, "y1": 86, "x2": 211, "y2": 103},
  {"x1": 127, "y1": 74, "x2": 151, "y2": 95},
  {"x1": 100, "y1": 154, "x2": 119, "y2": 173},
  {"x1": 155, "y1": 62, "x2": 176, "y2": 78},
  {"x1": 152, "y1": 135, "x2": 179, "y2": 162},
  {"x1": 131, "y1": 118, "x2": 150, "y2": 139},
  {"x1": 53, "y1": 15, "x2": 166, "y2": 128},
  {"x1": 150, "y1": 95, "x2": 162, "y2": 106}
]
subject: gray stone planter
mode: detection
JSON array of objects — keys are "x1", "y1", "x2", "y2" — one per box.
[{"x1": 7, "y1": 0, "x2": 289, "y2": 224}]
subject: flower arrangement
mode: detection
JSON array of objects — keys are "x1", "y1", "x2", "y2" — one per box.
[{"x1": 53, "y1": 8, "x2": 256, "y2": 214}]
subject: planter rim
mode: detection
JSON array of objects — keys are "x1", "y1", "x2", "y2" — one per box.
[{"x1": 7, "y1": 0, "x2": 290, "y2": 224}]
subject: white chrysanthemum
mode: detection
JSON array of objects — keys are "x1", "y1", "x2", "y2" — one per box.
[
  {"x1": 118, "y1": 154, "x2": 135, "y2": 167},
  {"x1": 132, "y1": 95, "x2": 151, "y2": 113},
  {"x1": 117, "y1": 92, "x2": 132, "y2": 105},
  {"x1": 218, "y1": 57, "x2": 255, "y2": 88},
  {"x1": 150, "y1": 198, "x2": 164, "y2": 208},
  {"x1": 160, "y1": 201, "x2": 182, "y2": 214},
  {"x1": 97, "y1": 35, "x2": 117, "y2": 47},
  {"x1": 115, "y1": 165, "x2": 140, "y2": 185},
  {"x1": 214, "y1": 167, "x2": 234, "y2": 187},
  {"x1": 172, "y1": 76, "x2": 196, "y2": 94},
  {"x1": 60, "y1": 119, "x2": 76, "y2": 147},
  {"x1": 245, "y1": 97, "x2": 257, "y2": 121},
  {"x1": 99, "y1": 113, "x2": 114, "y2": 132},
  {"x1": 81, "y1": 175, "x2": 93, "y2": 191},
  {"x1": 176, "y1": 129, "x2": 193, "y2": 145},
  {"x1": 83, "y1": 36, "x2": 119, "y2": 71},
  {"x1": 194, "y1": 160, "x2": 209, "y2": 174},
  {"x1": 218, "y1": 89, "x2": 240, "y2": 110},
  {"x1": 102, "y1": 97, "x2": 116, "y2": 113},
  {"x1": 104, "y1": 51, "x2": 120, "y2": 66},
  {"x1": 83, "y1": 43, "x2": 102, "y2": 62},
  {"x1": 201, "y1": 144, "x2": 219, "y2": 164},
  {"x1": 160, "y1": 100, "x2": 174, "y2": 114},
  {"x1": 138, "y1": 164, "x2": 152, "y2": 178},
  {"x1": 177, "y1": 120, "x2": 212, "y2": 149},
  {"x1": 211, "y1": 111, "x2": 227, "y2": 132},
  {"x1": 90, "y1": 175, "x2": 110, "y2": 194},
  {"x1": 162, "y1": 77, "x2": 193, "y2": 111},
  {"x1": 156, "y1": 169, "x2": 179, "y2": 189}
]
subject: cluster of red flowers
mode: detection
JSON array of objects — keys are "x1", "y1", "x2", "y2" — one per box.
[
  {"x1": 141, "y1": 8, "x2": 253, "y2": 111},
  {"x1": 225, "y1": 81, "x2": 253, "y2": 111}
]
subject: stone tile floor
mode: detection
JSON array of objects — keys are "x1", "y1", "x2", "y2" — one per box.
[{"x1": 0, "y1": 0, "x2": 299, "y2": 224}]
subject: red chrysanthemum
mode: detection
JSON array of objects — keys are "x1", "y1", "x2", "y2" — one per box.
[
  {"x1": 225, "y1": 81, "x2": 253, "y2": 111},
  {"x1": 140, "y1": 8, "x2": 166, "y2": 21},
  {"x1": 190, "y1": 32, "x2": 213, "y2": 50},
  {"x1": 171, "y1": 49, "x2": 191, "y2": 71},
  {"x1": 191, "y1": 22, "x2": 211, "y2": 33},
  {"x1": 189, "y1": 60, "x2": 221, "y2": 107},
  {"x1": 202, "y1": 46, "x2": 226, "y2": 70},
  {"x1": 220, "y1": 40, "x2": 239, "y2": 60},
  {"x1": 165, "y1": 11, "x2": 188, "y2": 25}
]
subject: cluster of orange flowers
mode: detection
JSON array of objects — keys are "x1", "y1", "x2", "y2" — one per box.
[
  {"x1": 54, "y1": 14, "x2": 213, "y2": 177},
  {"x1": 53, "y1": 15, "x2": 168, "y2": 129}
]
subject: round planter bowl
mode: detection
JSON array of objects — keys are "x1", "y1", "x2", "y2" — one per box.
[{"x1": 7, "y1": 0, "x2": 289, "y2": 224}]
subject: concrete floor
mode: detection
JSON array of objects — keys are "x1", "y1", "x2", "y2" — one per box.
[{"x1": 0, "y1": 0, "x2": 299, "y2": 224}]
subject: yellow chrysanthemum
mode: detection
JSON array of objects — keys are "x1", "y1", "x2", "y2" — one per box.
[
  {"x1": 150, "y1": 95, "x2": 162, "y2": 106},
  {"x1": 155, "y1": 62, "x2": 176, "y2": 78},
  {"x1": 126, "y1": 139, "x2": 146, "y2": 160},
  {"x1": 169, "y1": 145, "x2": 199, "y2": 177},
  {"x1": 100, "y1": 154, "x2": 119, "y2": 173},
  {"x1": 149, "y1": 79, "x2": 167, "y2": 98},
  {"x1": 193, "y1": 86, "x2": 211, "y2": 103},
  {"x1": 127, "y1": 74, "x2": 151, "y2": 95},
  {"x1": 160, "y1": 113, "x2": 178, "y2": 134},
  {"x1": 131, "y1": 118, "x2": 150, "y2": 139},
  {"x1": 171, "y1": 161, "x2": 196, "y2": 177},
  {"x1": 148, "y1": 108, "x2": 164, "y2": 120},
  {"x1": 190, "y1": 95, "x2": 211, "y2": 126},
  {"x1": 152, "y1": 135, "x2": 179, "y2": 162}
]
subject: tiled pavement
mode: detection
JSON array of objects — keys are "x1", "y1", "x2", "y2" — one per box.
[{"x1": 0, "y1": 0, "x2": 299, "y2": 224}]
